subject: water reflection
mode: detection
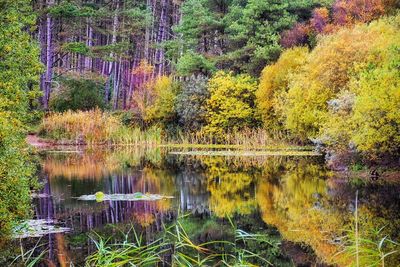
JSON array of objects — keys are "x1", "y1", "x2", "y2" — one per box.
[
  {"x1": 5, "y1": 148, "x2": 399, "y2": 266},
  {"x1": 256, "y1": 160, "x2": 344, "y2": 264}
]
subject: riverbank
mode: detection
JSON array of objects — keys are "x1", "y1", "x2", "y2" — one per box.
[{"x1": 26, "y1": 135, "x2": 400, "y2": 185}]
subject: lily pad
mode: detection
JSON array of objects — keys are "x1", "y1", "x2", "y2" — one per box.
[
  {"x1": 76, "y1": 193, "x2": 174, "y2": 202},
  {"x1": 95, "y1": 191, "x2": 105, "y2": 202},
  {"x1": 13, "y1": 219, "x2": 70, "y2": 239}
]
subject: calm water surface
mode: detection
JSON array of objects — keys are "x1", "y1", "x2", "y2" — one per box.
[{"x1": 7, "y1": 148, "x2": 400, "y2": 266}]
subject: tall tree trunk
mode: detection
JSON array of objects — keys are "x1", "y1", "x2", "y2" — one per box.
[
  {"x1": 85, "y1": 18, "x2": 93, "y2": 71},
  {"x1": 144, "y1": 0, "x2": 153, "y2": 61},
  {"x1": 155, "y1": 0, "x2": 168, "y2": 76},
  {"x1": 43, "y1": 0, "x2": 54, "y2": 110},
  {"x1": 39, "y1": 11, "x2": 46, "y2": 103},
  {"x1": 108, "y1": 0, "x2": 119, "y2": 108}
]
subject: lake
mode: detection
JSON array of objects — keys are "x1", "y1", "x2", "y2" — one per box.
[{"x1": 5, "y1": 147, "x2": 400, "y2": 266}]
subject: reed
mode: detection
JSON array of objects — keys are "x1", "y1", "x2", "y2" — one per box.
[
  {"x1": 86, "y1": 216, "x2": 274, "y2": 266},
  {"x1": 335, "y1": 191, "x2": 399, "y2": 267},
  {"x1": 166, "y1": 127, "x2": 300, "y2": 150},
  {"x1": 39, "y1": 110, "x2": 305, "y2": 150},
  {"x1": 39, "y1": 109, "x2": 161, "y2": 146},
  {"x1": 11, "y1": 238, "x2": 47, "y2": 267}
]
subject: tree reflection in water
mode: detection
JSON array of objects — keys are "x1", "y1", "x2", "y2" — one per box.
[{"x1": 4, "y1": 149, "x2": 399, "y2": 266}]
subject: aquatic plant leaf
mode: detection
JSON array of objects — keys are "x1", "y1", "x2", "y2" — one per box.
[
  {"x1": 12, "y1": 220, "x2": 70, "y2": 238},
  {"x1": 77, "y1": 193, "x2": 174, "y2": 202},
  {"x1": 95, "y1": 191, "x2": 105, "y2": 202}
]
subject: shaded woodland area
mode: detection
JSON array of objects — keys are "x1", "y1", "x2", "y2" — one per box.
[{"x1": 35, "y1": 0, "x2": 182, "y2": 109}]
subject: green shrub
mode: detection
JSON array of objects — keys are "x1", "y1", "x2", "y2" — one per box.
[
  {"x1": 50, "y1": 74, "x2": 106, "y2": 112},
  {"x1": 176, "y1": 75, "x2": 210, "y2": 132}
]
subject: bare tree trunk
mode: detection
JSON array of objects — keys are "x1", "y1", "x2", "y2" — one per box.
[
  {"x1": 144, "y1": 0, "x2": 152, "y2": 60},
  {"x1": 43, "y1": 0, "x2": 54, "y2": 110},
  {"x1": 105, "y1": 0, "x2": 120, "y2": 107},
  {"x1": 85, "y1": 18, "x2": 93, "y2": 71},
  {"x1": 113, "y1": 58, "x2": 122, "y2": 109},
  {"x1": 39, "y1": 11, "x2": 46, "y2": 103},
  {"x1": 155, "y1": 0, "x2": 168, "y2": 76}
]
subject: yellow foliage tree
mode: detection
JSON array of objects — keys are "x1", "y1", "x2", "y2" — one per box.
[
  {"x1": 318, "y1": 15, "x2": 400, "y2": 157},
  {"x1": 146, "y1": 76, "x2": 179, "y2": 125},
  {"x1": 283, "y1": 15, "x2": 400, "y2": 142},
  {"x1": 256, "y1": 47, "x2": 308, "y2": 134},
  {"x1": 131, "y1": 75, "x2": 178, "y2": 126},
  {"x1": 204, "y1": 71, "x2": 258, "y2": 138},
  {"x1": 350, "y1": 62, "x2": 400, "y2": 156}
]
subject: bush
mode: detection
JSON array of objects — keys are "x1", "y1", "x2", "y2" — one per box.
[
  {"x1": 0, "y1": 0, "x2": 41, "y2": 244},
  {"x1": 321, "y1": 45, "x2": 400, "y2": 157},
  {"x1": 39, "y1": 109, "x2": 120, "y2": 143},
  {"x1": 146, "y1": 76, "x2": 180, "y2": 126},
  {"x1": 50, "y1": 74, "x2": 106, "y2": 112},
  {"x1": 111, "y1": 110, "x2": 142, "y2": 127},
  {"x1": 203, "y1": 71, "x2": 259, "y2": 138},
  {"x1": 176, "y1": 75, "x2": 210, "y2": 132},
  {"x1": 350, "y1": 56, "x2": 400, "y2": 156},
  {"x1": 256, "y1": 47, "x2": 308, "y2": 135},
  {"x1": 283, "y1": 15, "x2": 400, "y2": 142}
]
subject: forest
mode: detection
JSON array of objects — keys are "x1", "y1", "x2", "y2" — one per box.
[{"x1": 1, "y1": 0, "x2": 400, "y2": 266}]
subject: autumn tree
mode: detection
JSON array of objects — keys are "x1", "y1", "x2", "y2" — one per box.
[
  {"x1": 256, "y1": 47, "x2": 308, "y2": 135},
  {"x1": 146, "y1": 76, "x2": 180, "y2": 127},
  {"x1": 204, "y1": 71, "x2": 258, "y2": 138},
  {"x1": 281, "y1": 0, "x2": 396, "y2": 48},
  {"x1": 321, "y1": 43, "x2": 400, "y2": 157},
  {"x1": 283, "y1": 17, "x2": 399, "y2": 141}
]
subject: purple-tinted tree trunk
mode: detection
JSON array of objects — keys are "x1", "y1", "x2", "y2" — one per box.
[{"x1": 43, "y1": 0, "x2": 54, "y2": 110}]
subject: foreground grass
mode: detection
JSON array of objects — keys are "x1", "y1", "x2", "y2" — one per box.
[{"x1": 86, "y1": 216, "x2": 279, "y2": 267}]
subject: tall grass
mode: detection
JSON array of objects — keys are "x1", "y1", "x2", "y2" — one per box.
[
  {"x1": 11, "y1": 238, "x2": 47, "y2": 267},
  {"x1": 39, "y1": 109, "x2": 161, "y2": 146},
  {"x1": 168, "y1": 127, "x2": 303, "y2": 150},
  {"x1": 39, "y1": 110, "x2": 306, "y2": 149},
  {"x1": 85, "y1": 216, "x2": 275, "y2": 266},
  {"x1": 86, "y1": 231, "x2": 164, "y2": 267},
  {"x1": 336, "y1": 191, "x2": 399, "y2": 267}
]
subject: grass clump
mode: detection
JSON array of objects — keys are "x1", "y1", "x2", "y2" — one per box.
[
  {"x1": 38, "y1": 109, "x2": 161, "y2": 146},
  {"x1": 336, "y1": 191, "x2": 400, "y2": 266},
  {"x1": 85, "y1": 216, "x2": 283, "y2": 266}
]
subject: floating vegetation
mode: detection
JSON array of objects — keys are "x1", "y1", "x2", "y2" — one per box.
[
  {"x1": 77, "y1": 192, "x2": 174, "y2": 202},
  {"x1": 169, "y1": 150, "x2": 321, "y2": 157},
  {"x1": 13, "y1": 220, "x2": 70, "y2": 238}
]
